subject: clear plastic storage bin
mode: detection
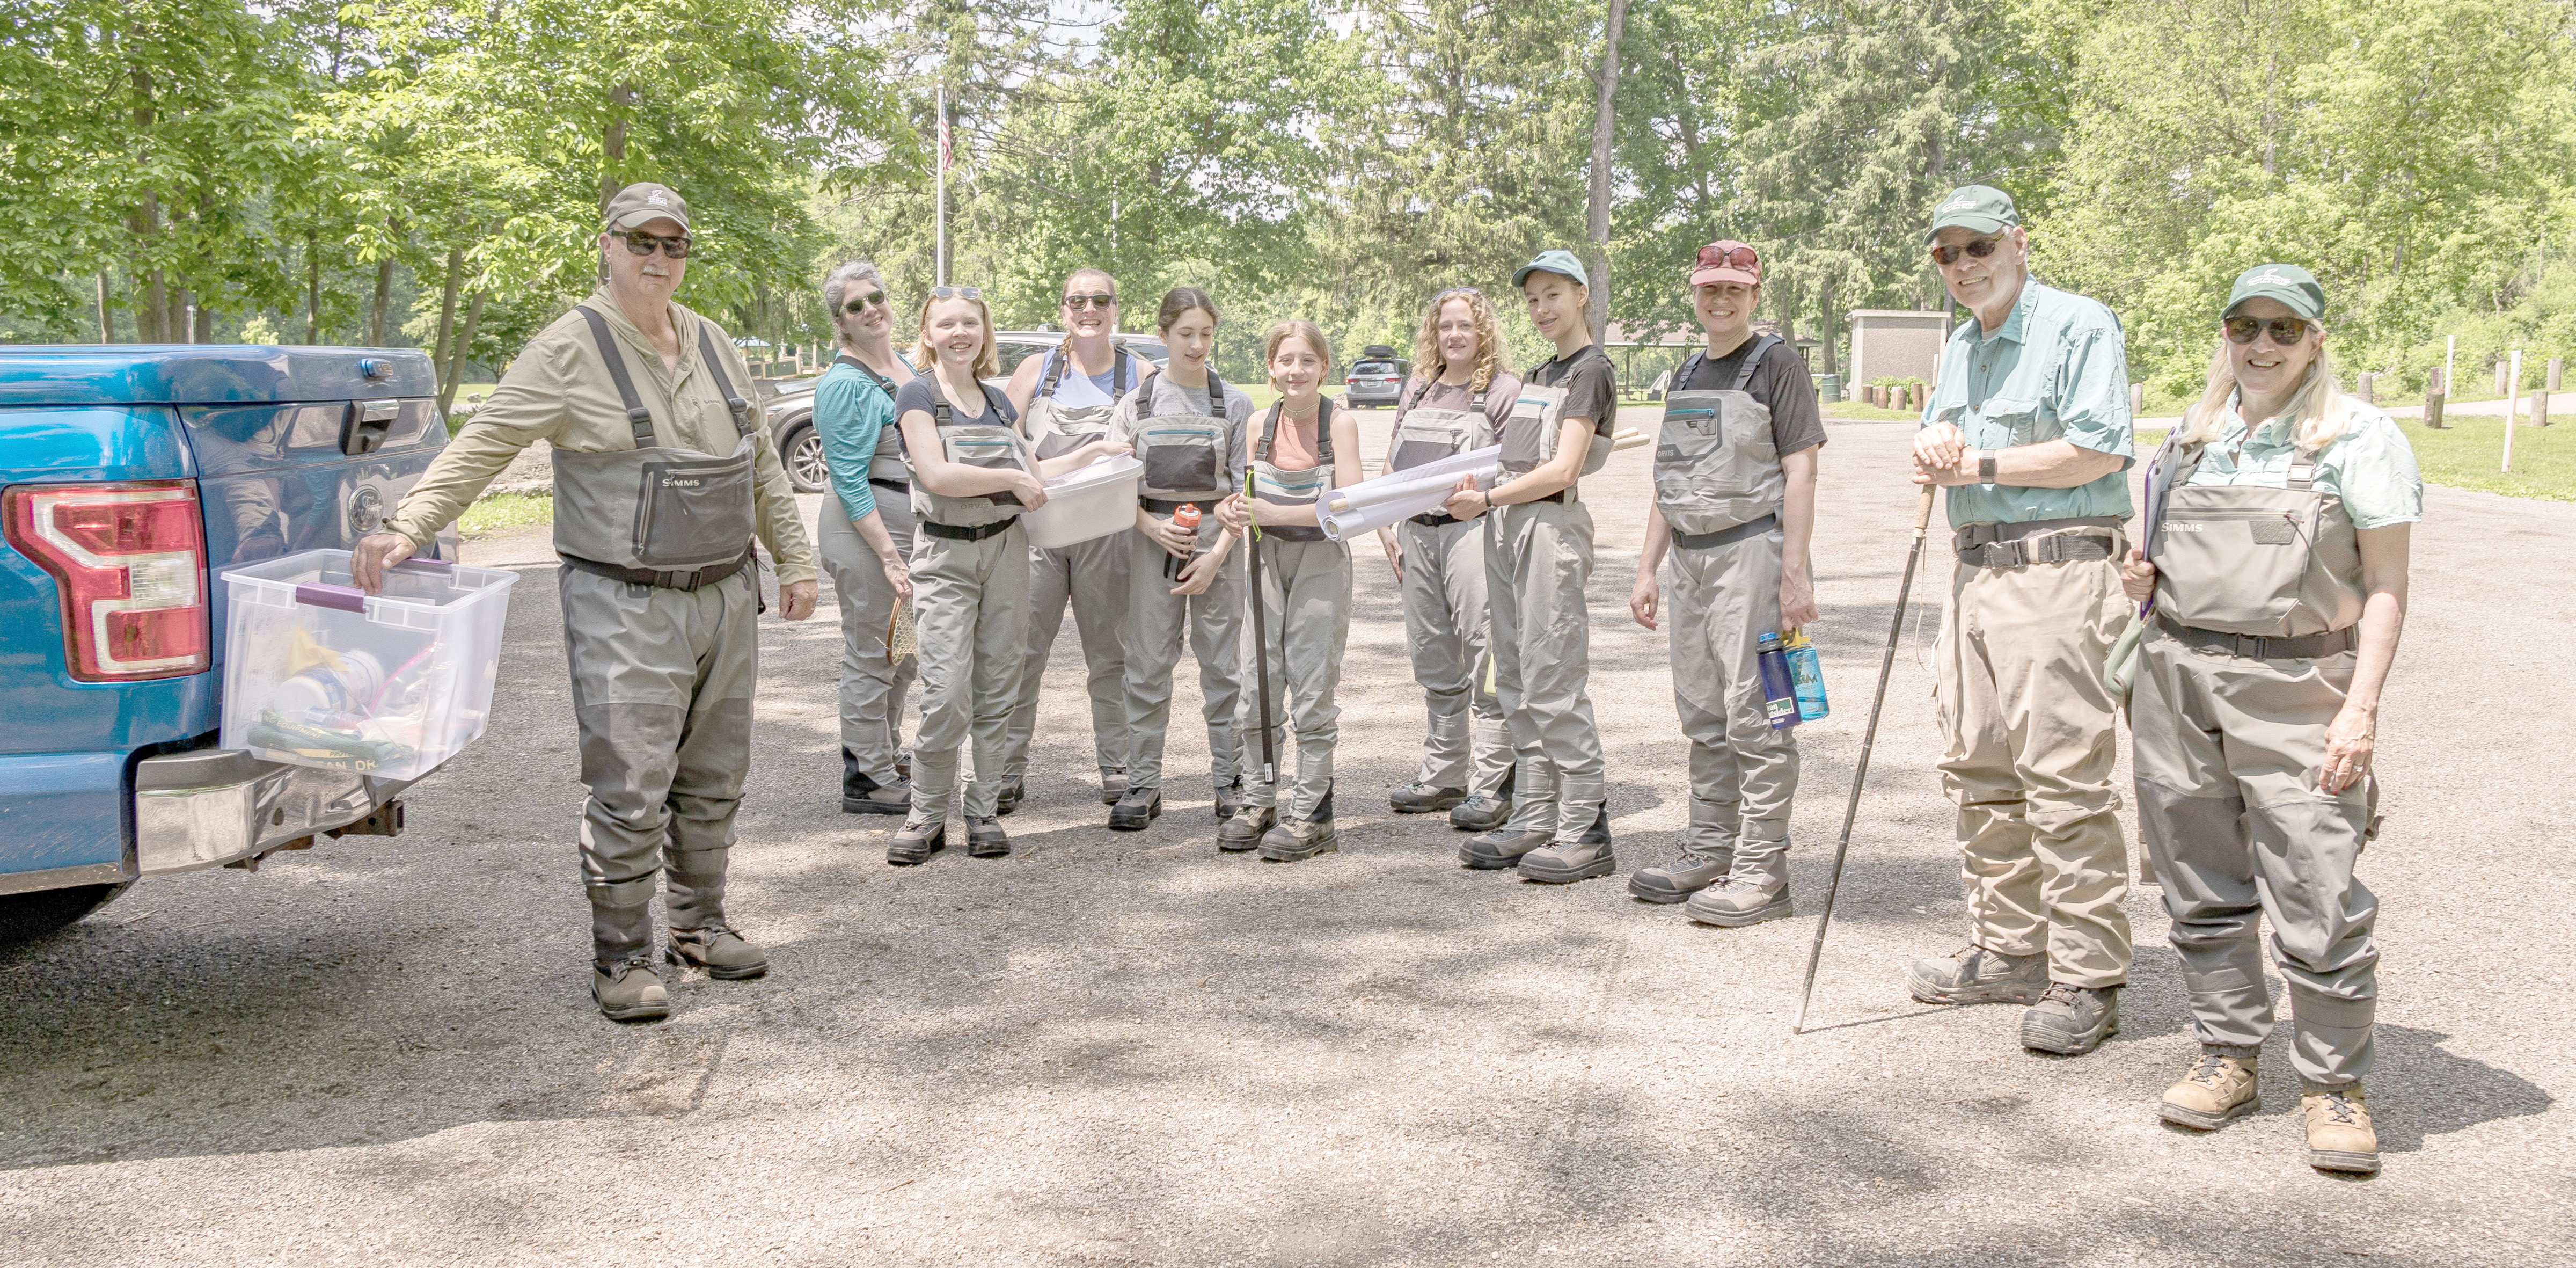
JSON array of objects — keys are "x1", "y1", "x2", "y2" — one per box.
[
  {"x1": 219, "y1": 550, "x2": 517, "y2": 781},
  {"x1": 1023, "y1": 453, "x2": 1144, "y2": 549}
]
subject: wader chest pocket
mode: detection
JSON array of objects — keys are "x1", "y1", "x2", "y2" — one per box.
[
  {"x1": 2155, "y1": 492, "x2": 2345, "y2": 636},
  {"x1": 631, "y1": 450, "x2": 756, "y2": 570},
  {"x1": 1653, "y1": 389, "x2": 1779, "y2": 536},
  {"x1": 1139, "y1": 422, "x2": 1223, "y2": 494},
  {"x1": 945, "y1": 431, "x2": 1028, "y2": 506},
  {"x1": 1501, "y1": 384, "x2": 1567, "y2": 472},
  {"x1": 1253, "y1": 463, "x2": 1331, "y2": 542}
]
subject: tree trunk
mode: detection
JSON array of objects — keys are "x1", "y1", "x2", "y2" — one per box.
[
  {"x1": 367, "y1": 259, "x2": 392, "y2": 346},
  {"x1": 305, "y1": 238, "x2": 321, "y2": 344},
  {"x1": 601, "y1": 83, "x2": 635, "y2": 209},
  {"x1": 1816, "y1": 281, "x2": 1837, "y2": 377},
  {"x1": 1583, "y1": 0, "x2": 1630, "y2": 345},
  {"x1": 95, "y1": 274, "x2": 112, "y2": 342},
  {"x1": 192, "y1": 300, "x2": 211, "y2": 344},
  {"x1": 142, "y1": 267, "x2": 167, "y2": 343},
  {"x1": 441, "y1": 290, "x2": 486, "y2": 417},
  {"x1": 430, "y1": 244, "x2": 464, "y2": 392}
]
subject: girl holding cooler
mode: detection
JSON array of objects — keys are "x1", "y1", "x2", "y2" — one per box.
[
  {"x1": 1108, "y1": 288, "x2": 1255, "y2": 830},
  {"x1": 889, "y1": 287, "x2": 1129, "y2": 865},
  {"x1": 1213, "y1": 320, "x2": 1363, "y2": 861},
  {"x1": 2119, "y1": 264, "x2": 2418, "y2": 1176}
]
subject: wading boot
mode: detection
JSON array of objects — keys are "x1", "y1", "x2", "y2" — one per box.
[
  {"x1": 1214, "y1": 777, "x2": 1247, "y2": 821},
  {"x1": 1517, "y1": 810, "x2": 1615, "y2": 884},
  {"x1": 1628, "y1": 853, "x2": 1732, "y2": 904},
  {"x1": 2160, "y1": 1051, "x2": 2260, "y2": 1130},
  {"x1": 842, "y1": 773, "x2": 911, "y2": 817},
  {"x1": 2021, "y1": 983, "x2": 2120, "y2": 1055},
  {"x1": 1460, "y1": 827, "x2": 1551, "y2": 870},
  {"x1": 1108, "y1": 786, "x2": 1162, "y2": 831},
  {"x1": 887, "y1": 818, "x2": 947, "y2": 866},
  {"x1": 965, "y1": 816, "x2": 1011, "y2": 858},
  {"x1": 1258, "y1": 812, "x2": 1338, "y2": 863},
  {"x1": 668, "y1": 925, "x2": 769, "y2": 980},
  {"x1": 1448, "y1": 793, "x2": 1511, "y2": 833},
  {"x1": 1389, "y1": 782, "x2": 1467, "y2": 814},
  {"x1": 1099, "y1": 766, "x2": 1128, "y2": 806},
  {"x1": 592, "y1": 958, "x2": 669, "y2": 1022},
  {"x1": 1219, "y1": 804, "x2": 1275, "y2": 852},
  {"x1": 1685, "y1": 876, "x2": 1794, "y2": 927},
  {"x1": 1909, "y1": 944, "x2": 2049, "y2": 1007},
  {"x1": 994, "y1": 776, "x2": 1024, "y2": 817},
  {"x1": 2301, "y1": 1084, "x2": 2380, "y2": 1174}
]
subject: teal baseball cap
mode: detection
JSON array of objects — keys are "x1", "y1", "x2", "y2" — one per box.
[
  {"x1": 1923, "y1": 185, "x2": 2018, "y2": 242},
  {"x1": 1513, "y1": 249, "x2": 1590, "y2": 290},
  {"x1": 2222, "y1": 264, "x2": 2326, "y2": 320}
]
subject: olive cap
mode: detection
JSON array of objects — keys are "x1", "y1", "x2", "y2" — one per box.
[
  {"x1": 603, "y1": 182, "x2": 691, "y2": 232},
  {"x1": 2222, "y1": 264, "x2": 2326, "y2": 320},
  {"x1": 1923, "y1": 185, "x2": 2018, "y2": 243}
]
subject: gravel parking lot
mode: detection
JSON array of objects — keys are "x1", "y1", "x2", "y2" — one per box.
[{"x1": 3, "y1": 411, "x2": 2570, "y2": 1266}]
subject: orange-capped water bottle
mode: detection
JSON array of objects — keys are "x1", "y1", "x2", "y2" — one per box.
[{"x1": 1164, "y1": 502, "x2": 1202, "y2": 580}]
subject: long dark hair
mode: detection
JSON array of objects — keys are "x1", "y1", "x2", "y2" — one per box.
[{"x1": 1157, "y1": 286, "x2": 1219, "y2": 333}]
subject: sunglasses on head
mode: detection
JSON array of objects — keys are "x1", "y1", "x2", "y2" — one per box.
[
  {"x1": 931, "y1": 286, "x2": 982, "y2": 299},
  {"x1": 1928, "y1": 235, "x2": 2004, "y2": 267},
  {"x1": 617, "y1": 230, "x2": 691, "y2": 259},
  {"x1": 840, "y1": 290, "x2": 888, "y2": 314},
  {"x1": 1063, "y1": 292, "x2": 1117, "y2": 310},
  {"x1": 2224, "y1": 315, "x2": 2312, "y2": 345},
  {"x1": 1696, "y1": 244, "x2": 1758, "y2": 271}
]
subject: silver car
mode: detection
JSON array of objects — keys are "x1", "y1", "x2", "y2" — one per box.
[{"x1": 1343, "y1": 347, "x2": 1411, "y2": 409}]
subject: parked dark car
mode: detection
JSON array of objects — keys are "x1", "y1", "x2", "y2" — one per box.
[
  {"x1": 767, "y1": 332, "x2": 1169, "y2": 495},
  {"x1": 1343, "y1": 345, "x2": 1410, "y2": 409}
]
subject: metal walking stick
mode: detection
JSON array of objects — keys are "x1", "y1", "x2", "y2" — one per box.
[
  {"x1": 1793, "y1": 482, "x2": 1938, "y2": 1035},
  {"x1": 1243, "y1": 466, "x2": 1277, "y2": 792}
]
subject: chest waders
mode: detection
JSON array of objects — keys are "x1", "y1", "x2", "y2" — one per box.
[
  {"x1": 1121, "y1": 374, "x2": 1246, "y2": 802},
  {"x1": 2129, "y1": 440, "x2": 2382, "y2": 1091},
  {"x1": 823, "y1": 354, "x2": 917, "y2": 807},
  {"x1": 1634, "y1": 338, "x2": 1800, "y2": 921},
  {"x1": 904, "y1": 382, "x2": 1035, "y2": 837},
  {"x1": 1388, "y1": 380, "x2": 1514, "y2": 810},
  {"x1": 550, "y1": 307, "x2": 766, "y2": 981},
  {"x1": 1232, "y1": 400, "x2": 1351, "y2": 837},
  {"x1": 1002, "y1": 349, "x2": 1138, "y2": 796}
]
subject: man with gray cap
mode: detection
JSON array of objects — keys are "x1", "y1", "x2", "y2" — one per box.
[
  {"x1": 353, "y1": 181, "x2": 818, "y2": 1023},
  {"x1": 1905, "y1": 184, "x2": 2136, "y2": 1057}
]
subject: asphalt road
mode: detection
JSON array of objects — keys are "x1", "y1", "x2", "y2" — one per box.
[{"x1": 3, "y1": 412, "x2": 2570, "y2": 1266}]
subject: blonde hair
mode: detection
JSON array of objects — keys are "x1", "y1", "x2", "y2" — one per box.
[
  {"x1": 1410, "y1": 288, "x2": 1503, "y2": 394},
  {"x1": 1264, "y1": 319, "x2": 1334, "y2": 378},
  {"x1": 910, "y1": 292, "x2": 1001, "y2": 380},
  {"x1": 1052, "y1": 268, "x2": 1118, "y2": 383},
  {"x1": 2179, "y1": 330, "x2": 2351, "y2": 453}
]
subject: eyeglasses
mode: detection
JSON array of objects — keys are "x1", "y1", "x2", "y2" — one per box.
[
  {"x1": 931, "y1": 286, "x2": 983, "y2": 299},
  {"x1": 1928, "y1": 235, "x2": 2004, "y2": 268},
  {"x1": 2224, "y1": 315, "x2": 2312, "y2": 345},
  {"x1": 840, "y1": 290, "x2": 887, "y2": 314},
  {"x1": 617, "y1": 231, "x2": 692, "y2": 259},
  {"x1": 1063, "y1": 293, "x2": 1117, "y2": 310}
]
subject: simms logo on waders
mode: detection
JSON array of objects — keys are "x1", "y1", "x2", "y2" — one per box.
[{"x1": 661, "y1": 476, "x2": 702, "y2": 489}]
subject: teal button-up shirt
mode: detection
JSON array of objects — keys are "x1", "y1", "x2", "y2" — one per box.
[
  {"x1": 1921, "y1": 280, "x2": 2135, "y2": 526},
  {"x1": 815, "y1": 352, "x2": 911, "y2": 524},
  {"x1": 2180, "y1": 396, "x2": 2423, "y2": 530}
]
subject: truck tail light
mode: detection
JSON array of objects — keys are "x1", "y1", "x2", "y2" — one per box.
[{"x1": 3, "y1": 481, "x2": 210, "y2": 681}]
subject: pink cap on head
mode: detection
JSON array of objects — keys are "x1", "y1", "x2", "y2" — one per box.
[{"x1": 1690, "y1": 240, "x2": 1761, "y2": 287}]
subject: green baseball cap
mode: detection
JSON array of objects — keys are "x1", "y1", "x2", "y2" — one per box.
[
  {"x1": 1923, "y1": 185, "x2": 2018, "y2": 242},
  {"x1": 1513, "y1": 249, "x2": 1590, "y2": 290},
  {"x1": 2222, "y1": 264, "x2": 2326, "y2": 320},
  {"x1": 603, "y1": 181, "x2": 691, "y2": 232}
]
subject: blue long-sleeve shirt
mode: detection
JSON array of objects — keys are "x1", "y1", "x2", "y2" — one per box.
[{"x1": 814, "y1": 353, "x2": 910, "y2": 523}]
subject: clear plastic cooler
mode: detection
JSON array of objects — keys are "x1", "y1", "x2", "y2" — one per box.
[{"x1": 219, "y1": 550, "x2": 517, "y2": 781}]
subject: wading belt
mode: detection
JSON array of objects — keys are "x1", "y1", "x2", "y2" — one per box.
[
  {"x1": 559, "y1": 544, "x2": 756, "y2": 592},
  {"x1": 2155, "y1": 612, "x2": 2358, "y2": 660},
  {"x1": 1672, "y1": 512, "x2": 1780, "y2": 551},
  {"x1": 1409, "y1": 511, "x2": 1463, "y2": 528},
  {"x1": 1141, "y1": 498, "x2": 1198, "y2": 515},
  {"x1": 1954, "y1": 515, "x2": 2124, "y2": 567},
  {"x1": 870, "y1": 478, "x2": 910, "y2": 495},
  {"x1": 920, "y1": 518, "x2": 1018, "y2": 542}
]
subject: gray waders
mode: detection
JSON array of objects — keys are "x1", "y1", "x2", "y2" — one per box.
[
  {"x1": 1653, "y1": 339, "x2": 1798, "y2": 884},
  {"x1": 906, "y1": 383, "x2": 1035, "y2": 825},
  {"x1": 1239, "y1": 401, "x2": 1351, "y2": 822},
  {"x1": 1488, "y1": 378, "x2": 1613, "y2": 842},
  {"x1": 1004, "y1": 349, "x2": 1137, "y2": 782},
  {"x1": 2134, "y1": 444, "x2": 2377, "y2": 1086},
  {"x1": 1390, "y1": 381, "x2": 1511, "y2": 799},
  {"x1": 552, "y1": 308, "x2": 764, "y2": 965},
  {"x1": 822, "y1": 354, "x2": 917, "y2": 795},
  {"x1": 1123, "y1": 374, "x2": 1244, "y2": 795}
]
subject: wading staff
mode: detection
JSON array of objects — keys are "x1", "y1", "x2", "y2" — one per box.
[
  {"x1": 1243, "y1": 465, "x2": 1277, "y2": 791},
  {"x1": 1793, "y1": 482, "x2": 1937, "y2": 1036}
]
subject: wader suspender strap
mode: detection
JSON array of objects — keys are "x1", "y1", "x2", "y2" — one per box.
[
  {"x1": 1732, "y1": 336, "x2": 1779, "y2": 391},
  {"x1": 2287, "y1": 454, "x2": 2317, "y2": 491},
  {"x1": 1040, "y1": 346, "x2": 1137, "y2": 404},
  {"x1": 576, "y1": 305, "x2": 657, "y2": 446},
  {"x1": 930, "y1": 381, "x2": 1008, "y2": 430},
  {"x1": 834, "y1": 352, "x2": 897, "y2": 399},
  {"x1": 1675, "y1": 352, "x2": 1704, "y2": 395},
  {"x1": 694, "y1": 324, "x2": 755, "y2": 438},
  {"x1": 1257, "y1": 398, "x2": 1334, "y2": 463}
]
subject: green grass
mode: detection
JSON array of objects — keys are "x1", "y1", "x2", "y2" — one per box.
[{"x1": 459, "y1": 492, "x2": 552, "y2": 538}]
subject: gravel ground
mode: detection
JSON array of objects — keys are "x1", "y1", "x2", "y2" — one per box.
[{"x1": 3, "y1": 412, "x2": 2570, "y2": 1266}]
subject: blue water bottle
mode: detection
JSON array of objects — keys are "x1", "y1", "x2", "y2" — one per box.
[
  {"x1": 1784, "y1": 629, "x2": 1829, "y2": 722},
  {"x1": 1756, "y1": 631, "x2": 1799, "y2": 731}
]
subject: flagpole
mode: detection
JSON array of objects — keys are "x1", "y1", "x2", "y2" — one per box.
[{"x1": 935, "y1": 84, "x2": 948, "y2": 288}]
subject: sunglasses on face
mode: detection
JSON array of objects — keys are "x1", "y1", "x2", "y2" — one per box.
[
  {"x1": 617, "y1": 230, "x2": 691, "y2": 259},
  {"x1": 1063, "y1": 293, "x2": 1117, "y2": 310},
  {"x1": 840, "y1": 290, "x2": 888, "y2": 314},
  {"x1": 1928, "y1": 235, "x2": 2003, "y2": 268},
  {"x1": 931, "y1": 286, "x2": 982, "y2": 299},
  {"x1": 2224, "y1": 315, "x2": 2312, "y2": 345}
]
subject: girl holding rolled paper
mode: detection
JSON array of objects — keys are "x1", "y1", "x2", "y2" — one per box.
[{"x1": 1211, "y1": 320, "x2": 1363, "y2": 861}]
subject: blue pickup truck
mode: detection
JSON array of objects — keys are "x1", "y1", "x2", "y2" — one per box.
[{"x1": 0, "y1": 346, "x2": 458, "y2": 943}]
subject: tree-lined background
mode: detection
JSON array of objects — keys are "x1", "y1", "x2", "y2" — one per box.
[{"x1": 4, "y1": 0, "x2": 2570, "y2": 401}]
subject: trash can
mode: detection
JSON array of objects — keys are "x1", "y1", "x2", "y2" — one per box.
[{"x1": 1815, "y1": 374, "x2": 1842, "y2": 403}]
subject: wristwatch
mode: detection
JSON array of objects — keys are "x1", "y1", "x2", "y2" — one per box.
[{"x1": 1977, "y1": 449, "x2": 1998, "y2": 484}]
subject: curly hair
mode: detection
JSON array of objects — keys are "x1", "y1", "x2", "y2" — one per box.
[{"x1": 1409, "y1": 287, "x2": 1503, "y2": 395}]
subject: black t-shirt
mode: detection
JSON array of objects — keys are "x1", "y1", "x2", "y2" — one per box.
[
  {"x1": 1528, "y1": 347, "x2": 1619, "y2": 436},
  {"x1": 892, "y1": 375, "x2": 1019, "y2": 431},
  {"x1": 1677, "y1": 336, "x2": 1827, "y2": 458}
]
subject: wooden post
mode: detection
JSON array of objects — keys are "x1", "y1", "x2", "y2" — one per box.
[
  {"x1": 2424, "y1": 366, "x2": 2447, "y2": 429},
  {"x1": 2357, "y1": 371, "x2": 2375, "y2": 404},
  {"x1": 2129, "y1": 382, "x2": 2144, "y2": 417},
  {"x1": 2502, "y1": 349, "x2": 2522, "y2": 473},
  {"x1": 2497, "y1": 360, "x2": 2511, "y2": 397}
]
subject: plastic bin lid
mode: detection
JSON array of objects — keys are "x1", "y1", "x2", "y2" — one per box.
[{"x1": 1043, "y1": 454, "x2": 1143, "y2": 492}]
